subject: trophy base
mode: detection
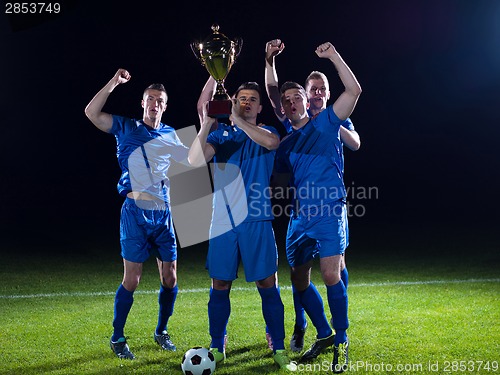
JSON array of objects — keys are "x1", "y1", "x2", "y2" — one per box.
[{"x1": 208, "y1": 100, "x2": 232, "y2": 119}]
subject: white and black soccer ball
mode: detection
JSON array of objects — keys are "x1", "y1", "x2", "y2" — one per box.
[{"x1": 181, "y1": 347, "x2": 216, "y2": 375}]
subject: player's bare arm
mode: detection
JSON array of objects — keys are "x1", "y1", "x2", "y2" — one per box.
[
  {"x1": 340, "y1": 127, "x2": 361, "y2": 151},
  {"x1": 188, "y1": 101, "x2": 216, "y2": 167},
  {"x1": 316, "y1": 43, "x2": 362, "y2": 121},
  {"x1": 197, "y1": 76, "x2": 217, "y2": 125},
  {"x1": 264, "y1": 39, "x2": 286, "y2": 122},
  {"x1": 230, "y1": 99, "x2": 279, "y2": 150},
  {"x1": 85, "y1": 69, "x2": 131, "y2": 133}
]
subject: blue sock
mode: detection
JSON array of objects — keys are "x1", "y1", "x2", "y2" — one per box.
[
  {"x1": 208, "y1": 288, "x2": 230, "y2": 352},
  {"x1": 265, "y1": 286, "x2": 281, "y2": 335},
  {"x1": 258, "y1": 285, "x2": 285, "y2": 352},
  {"x1": 112, "y1": 284, "x2": 134, "y2": 342},
  {"x1": 292, "y1": 284, "x2": 307, "y2": 329},
  {"x1": 156, "y1": 284, "x2": 178, "y2": 335},
  {"x1": 299, "y1": 282, "x2": 332, "y2": 339},
  {"x1": 341, "y1": 267, "x2": 349, "y2": 290},
  {"x1": 326, "y1": 281, "x2": 349, "y2": 345}
]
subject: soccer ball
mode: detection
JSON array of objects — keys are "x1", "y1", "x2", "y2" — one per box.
[{"x1": 181, "y1": 347, "x2": 216, "y2": 375}]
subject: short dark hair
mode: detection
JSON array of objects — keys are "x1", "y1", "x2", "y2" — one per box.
[
  {"x1": 233, "y1": 82, "x2": 262, "y2": 104},
  {"x1": 280, "y1": 81, "x2": 304, "y2": 94},
  {"x1": 280, "y1": 81, "x2": 307, "y2": 102},
  {"x1": 144, "y1": 83, "x2": 168, "y2": 100}
]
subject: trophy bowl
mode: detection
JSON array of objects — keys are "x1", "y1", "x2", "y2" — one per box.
[{"x1": 191, "y1": 24, "x2": 243, "y2": 118}]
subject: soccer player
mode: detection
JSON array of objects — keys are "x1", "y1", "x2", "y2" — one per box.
[
  {"x1": 188, "y1": 78, "x2": 294, "y2": 371},
  {"x1": 274, "y1": 42, "x2": 362, "y2": 373},
  {"x1": 85, "y1": 68, "x2": 189, "y2": 359},
  {"x1": 265, "y1": 39, "x2": 360, "y2": 359},
  {"x1": 265, "y1": 39, "x2": 360, "y2": 149}
]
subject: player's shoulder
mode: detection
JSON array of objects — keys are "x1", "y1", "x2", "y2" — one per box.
[
  {"x1": 158, "y1": 122, "x2": 176, "y2": 132},
  {"x1": 313, "y1": 105, "x2": 342, "y2": 125},
  {"x1": 111, "y1": 115, "x2": 137, "y2": 135},
  {"x1": 112, "y1": 114, "x2": 133, "y2": 125}
]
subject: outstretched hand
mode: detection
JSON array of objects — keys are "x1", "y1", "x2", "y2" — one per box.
[{"x1": 315, "y1": 42, "x2": 337, "y2": 59}]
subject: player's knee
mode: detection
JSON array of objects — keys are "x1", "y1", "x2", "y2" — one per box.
[
  {"x1": 322, "y1": 269, "x2": 341, "y2": 286},
  {"x1": 161, "y1": 273, "x2": 177, "y2": 289},
  {"x1": 256, "y1": 275, "x2": 276, "y2": 289},
  {"x1": 122, "y1": 277, "x2": 140, "y2": 291},
  {"x1": 212, "y1": 279, "x2": 231, "y2": 290},
  {"x1": 290, "y1": 270, "x2": 309, "y2": 290}
]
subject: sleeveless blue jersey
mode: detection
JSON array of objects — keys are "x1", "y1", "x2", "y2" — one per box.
[{"x1": 110, "y1": 115, "x2": 188, "y2": 204}]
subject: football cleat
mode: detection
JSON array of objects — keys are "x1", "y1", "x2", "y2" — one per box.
[
  {"x1": 332, "y1": 339, "x2": 349, "y2": 373},
  {"x1": 110, "y1": 337, "x2": 135, "y2": 360},
  {"x1": 300, "y1": 333, "x2": 335, "y2": 362},
  {"x1": 154, "y1": 331, "x2": 177, "y2": 351},
  {"x1": 290, "y1": 321, "x2": 307, "y2": 352},
  {"x1": 209, "y1": 347, "x2": 226, "y2": 363},
  {"x1": 273, "y1": 349, "x2": 295, "y2": 371}
]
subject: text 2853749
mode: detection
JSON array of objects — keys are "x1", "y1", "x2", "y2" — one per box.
[{"x1": 5, "y1": 3, "x2": 60, "y2": 14}]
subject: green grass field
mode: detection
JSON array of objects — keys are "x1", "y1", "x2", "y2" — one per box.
[{"x1": 1, "y1": 226, "x2": 499, "y2": 375}]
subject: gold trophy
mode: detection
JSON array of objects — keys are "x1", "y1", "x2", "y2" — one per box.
[{"x1": 191, "y1": 24, "x2": 242, "y2": 118}]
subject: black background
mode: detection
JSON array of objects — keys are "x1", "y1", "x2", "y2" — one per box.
[{"x1": 2, "y1": 0, "x2": 499, "y2": 256}]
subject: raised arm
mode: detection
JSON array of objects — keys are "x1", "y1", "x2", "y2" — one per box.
[
  {"x1": 265, "y1": 39, "x2": 286, "y2": 122},
  {"x1": 84, "y1": 68, "x2": 131, "y2": 133},
  {"x1": 316, "y1": 43, "x2": 362, "y2": 121},
  {"x1": 197, "y1": 76, "x2": 217, "y2": 125},
  {"x1": 188, "y1": 101, "x2": 217, "y2": 167}
]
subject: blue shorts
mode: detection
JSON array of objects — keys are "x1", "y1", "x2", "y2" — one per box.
[
  {"x1": 120, "y1": 198, "x2": 177, "y2": 263},
  {"x1": 286, "y1": 200, "x2": 349, "y2": 268},
  {"x1": 207, "y1": 220, "x2": 278, "y2": 282}
]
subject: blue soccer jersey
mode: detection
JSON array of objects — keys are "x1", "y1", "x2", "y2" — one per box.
[
  {"x1": 275, "y1": 106, "x2": 346, "y2": 211},
  {"x1": 282, "y1": 113, "x2": 354, "y2": 135},
  {"x1": 282, "y1": 114, "x2": 354, "y2": 175},
  {"x1": 110, "y1": 115, "x2": 189, "y2": 204},
  {"x1": 206, "y1": 122, "x2": 278, "y2": 225}
]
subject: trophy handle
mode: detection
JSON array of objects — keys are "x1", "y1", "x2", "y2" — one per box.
[
  {"x1": 233, "y1": 37, "x2": 243, "y2": 58},
  {"x1": 190, "y1": 42, "x2": 204, "y2": 65}
]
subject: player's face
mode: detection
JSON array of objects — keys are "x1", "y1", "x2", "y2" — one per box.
[
  {"x1": 142, "y1": 89, "x2": 168, "y2": 122},
  {"x1": 306, "y1": 78, "x2": 330, "y2": 112},
  {"x1": 235, "y1": 89, "x2": 262, "y2": 121},
  {"x1": 281, "y1": 89, "x2": 309, "y2": 122}
]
